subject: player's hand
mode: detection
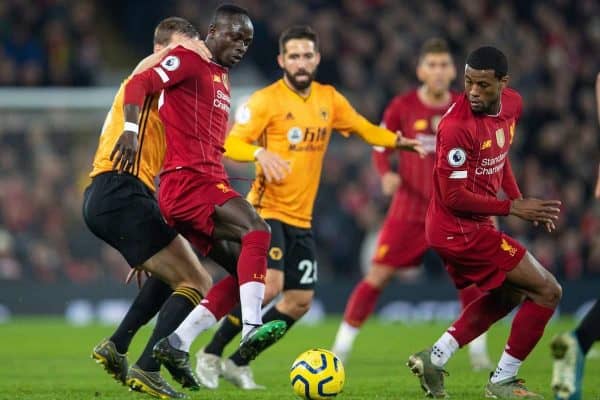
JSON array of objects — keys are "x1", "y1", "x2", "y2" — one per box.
[
  {"x1": 175, "y1": 38, "x2": 212, "y2": 62},
  {"x1": 381, "y1": 172, "x2": 401, "y2": 196},
  {"x1": 110, "y1": 131, "x2": 138, "y2": 173},
  {"x1": 126, "y1": 267, "x2": 150, "y2": 289},
  {"x1": 395, "y1": 131, "x2": 426, "y2": 158},
  {"x1": 509, "y1": 198, "x2": 561, "y2": 227},
  {"x1": 255, "y1": 148, "x2": 291, "y2": 183}
]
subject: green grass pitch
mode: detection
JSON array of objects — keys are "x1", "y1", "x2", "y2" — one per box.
[{"x1": 0, "y1": 317, "x2": 598, "y2": 399}]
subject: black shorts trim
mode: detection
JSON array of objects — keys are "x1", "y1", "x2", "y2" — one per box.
[
  {"x1": 82, "y1": 172, "x2": 177, "y2": 267},
  {"x1": 266, "y1": 219, "x2": 317, "y2": 290}
]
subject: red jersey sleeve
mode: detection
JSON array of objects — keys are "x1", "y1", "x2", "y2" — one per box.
[
  {"x1": 124, "y1": 47, "x2": 201, "y2": 107},
  {"x1": 436, "y1": 120, "x2": 512, "y2": 216},
  {"x1": 372, "y1": 98, "x2": 401, "y2": 176}
]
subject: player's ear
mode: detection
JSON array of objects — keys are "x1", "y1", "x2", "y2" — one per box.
[
  {"x1": 277, "y1": 53, "x2": 284, "y2": 69},
  {"x1": 314, "y1": 52, "x2": 321, "y2": 65}
]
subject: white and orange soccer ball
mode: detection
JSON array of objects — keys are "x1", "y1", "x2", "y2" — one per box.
[{"x1": 289, "y1": 348, "x2": 345, "y2": 399}]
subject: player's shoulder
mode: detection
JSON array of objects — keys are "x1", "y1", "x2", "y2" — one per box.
[
  {"x1": 166, "y1": 45, "x2": 214, "y2": 68},
  {"x1": 500, "y1": 87, "x2": 523, "y2": 117}
]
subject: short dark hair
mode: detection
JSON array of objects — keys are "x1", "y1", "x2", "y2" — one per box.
[
  {"x1": 279, "y1": 25, "x2": 319, "y2": 54},
  {"x1": 154, "y1": 17, "x2": 198, "y2": 46},
  {"x1": 211, "y1": 4, "x2": 250, "y2": 25},
  {"x1": 418, "y1": 38, "x2": 451, "y2": 61},
  {"x1": 466, "y1": 46, "x2": 508, "y2": 79}
]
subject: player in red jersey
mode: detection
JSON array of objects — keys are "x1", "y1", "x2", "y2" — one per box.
[
  {"x1": 406, "y1": 46, "x2": 563, "y2": 399},
  {"x1": 333, "y1": 38, "x2": 492, "y2": 370},
  {"x1": 112, "y1": 4, "x2": 286, "y2": 372}
]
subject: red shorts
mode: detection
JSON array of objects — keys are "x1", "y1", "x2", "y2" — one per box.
[
  {"x1": 372, "y1": 218, "x2": 428, "y2": 268},
  {"x1": 430, "y1": 226, "x2": 526, "y2": 291},
  {"x1": 158, "y1": 169, "x2": 240, "y2": 255}
]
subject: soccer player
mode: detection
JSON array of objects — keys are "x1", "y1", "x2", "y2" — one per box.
[
  {"x1": 406, "y1": 46, "x2": 563, "y2": 399},
  {"x1": 332, "y1": 38, "x2": 492, "y2": 371},
  {"x1": 112, "y1": 4, "x2": 287, "y2": 381},
  {"x1": 85, "y1": 17, "x2": 214, "y2": 398},
  {"x1": 550, "y1": 72, "x2": 600, "y2": 400},
  {"x1": 163, "y1": 25, "x2": 423, "y2": 390}
]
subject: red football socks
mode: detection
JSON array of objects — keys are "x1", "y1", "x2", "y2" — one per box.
[
  {"x1": 237, "y1": 230, "x2": 270, "y2": 285},
  {"x1": 202, "y1": 275, "x2": 240, "y2": 320},
  {"x1": 458, "y1": 285, "x2": 484, "y2": 310},
  {"x1": 343, "y1": 280, "x2": 381, "y2": 327},
  {"x1": 450, "y1": 292, "x2": 515, "y2": 347},
  {"x1": 506, "y1": 300, "x2": 555, "y2": 360}
]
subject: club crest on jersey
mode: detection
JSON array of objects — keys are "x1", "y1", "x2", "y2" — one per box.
[
  {"x1": 447, "y1": 148, "x2": 466, "y2": 167},
  {"x1": 413, "y1": 119, "x2": 428, "y2": 131},
  {"x1": 161, "y1": 56, "x2": 180, "y2": 71},
  {"x1": 320, "y1": 108, "x2": 329, "y2": 120},
  {"x1": 287, "y1": 127, "x2": 303, "y2": 144},
  {"x1": 222, "y1": 73, "x2": 229, "y2": 90},
  {"x1": 496, "y1": 128, "x2": 505, "y2": 148}
]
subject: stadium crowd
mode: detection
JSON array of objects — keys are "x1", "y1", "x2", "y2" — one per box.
[{"x1": 1, "y1": 0, "x2": 600, "y2": 283}]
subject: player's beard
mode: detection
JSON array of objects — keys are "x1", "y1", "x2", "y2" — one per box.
[{"x1": 284, "y1": 68, "x2": 315, "y2": 91}]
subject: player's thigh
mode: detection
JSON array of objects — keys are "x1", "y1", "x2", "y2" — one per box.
[
  {"x1": 278, "y1": 289, "x2": 315, "y2": 319},
  {"x1": 503, "y1": 251, "x2": 562, "y2": 308},
  {"x1": 283, "y1": 225, "x2": 318, "y2": 291},
  {"x1": 213, "y1": 197, "x2": 269, "y2": 240},
  {"x1": 83, "y1": 172, "x2": 178, "y2": 269},
  {"x1": 144, "y1": 234, "x2": 213, "y2": 294}
]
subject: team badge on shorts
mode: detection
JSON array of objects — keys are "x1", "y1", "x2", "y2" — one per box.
[
  {"x1": 500, "y1": 238, "x2": 517, "y2": 256},
  {"x1": 215, "y1": 183, "x2": 231, "y2": 193},
  {"x1": 269, "y1": 247, "x2": 283, "y2": 260}
]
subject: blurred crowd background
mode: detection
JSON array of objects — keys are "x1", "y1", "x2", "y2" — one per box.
[{"x1": 1, "y1": 0, "x2": 600, "y2": 285}]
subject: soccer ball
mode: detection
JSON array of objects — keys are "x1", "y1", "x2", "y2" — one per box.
[{"x1": 290, "y1": 348, "x2": 345, "y2": 399}]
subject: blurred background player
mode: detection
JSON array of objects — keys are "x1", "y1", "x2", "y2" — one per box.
[
  {"x1": 159, "y1": 25, "x2": 424, "y2": 390},
  {"x1": 407, "y1": 46, "x2": 563, "y2": 399},
  {"x1": 549, "y1": 72, "x2": 600, "y2": 400},
  {"x1": 85, "y1": 17, "x2": 213, "y2": 399},
  {"x1": 331, "y1": 38, "x2": 492, "y2": 371}
]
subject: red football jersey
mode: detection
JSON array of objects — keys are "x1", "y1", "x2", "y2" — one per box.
[
  {"x1": 124, "y1": 46, "x2": 231, "y2": 181},
  {"x1": 373, "y1": 90, "x2": 460, "y2": 222},
  {"x1": 425, "y1": 88, "x2": 522, "y2": 247}
]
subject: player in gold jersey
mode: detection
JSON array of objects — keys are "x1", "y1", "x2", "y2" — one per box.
[
  {"x1": 85, "y1": 17, "x2": 214, "y2": 399},
  {"x1": 193, "y1": 25, "x2": 424, "y2": 389}
]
